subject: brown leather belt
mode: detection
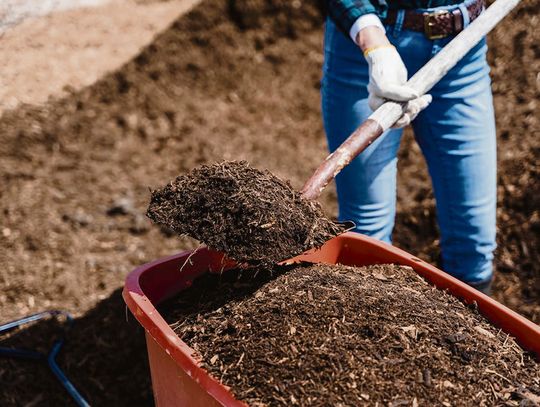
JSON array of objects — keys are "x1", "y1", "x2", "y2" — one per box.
[{"x1": 384, "y1": 0, "x2": 485, "y2": 40}]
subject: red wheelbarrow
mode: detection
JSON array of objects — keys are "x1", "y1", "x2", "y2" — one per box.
[{"x1": 123, "y1": 232, "x2": 540, "y2": 406}]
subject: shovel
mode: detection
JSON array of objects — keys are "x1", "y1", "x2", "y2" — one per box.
[
  {"x1": 147, "y1": 0, "x2": 521, "y2": 266},
  {"x1": 300, "y1": 0, "x2": 521, "y2": 201}
]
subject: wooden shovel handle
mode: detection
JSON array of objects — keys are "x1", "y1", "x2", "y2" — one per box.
[
  {"x1": 301, "y1": 0, "x2": 520, "y2": 201},
  {"x1": 301, "y1": 119, "x2": 384, "y2": 200}
]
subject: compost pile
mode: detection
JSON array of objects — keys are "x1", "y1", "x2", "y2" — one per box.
[
  {"x1": 147, "y1": 161, "x2": 343, "y2": 264},
  {"x1": 163, "y1": 264, "x2": 540, "y2": 406},
  {"x1": 1, "y1": 0, "x2": 539, "y2": 405}
]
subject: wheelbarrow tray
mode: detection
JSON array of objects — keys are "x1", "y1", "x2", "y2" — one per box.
[{"x1": 123, "y1": 232, "x2": 540, "y2": 406}]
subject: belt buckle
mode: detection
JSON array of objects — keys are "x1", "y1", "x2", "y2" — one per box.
[{"x1": 424, "y1": 10, "x2": 451, "y2": 40}]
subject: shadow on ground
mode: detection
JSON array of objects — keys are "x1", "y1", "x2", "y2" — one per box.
[{"x1": 0, "y1": 289, "x2": 153, "y2": 406}]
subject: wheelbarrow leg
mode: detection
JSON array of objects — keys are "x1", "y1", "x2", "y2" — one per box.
[{"x1": 0, "y1": 311, "x2": 90, "y2": 407}]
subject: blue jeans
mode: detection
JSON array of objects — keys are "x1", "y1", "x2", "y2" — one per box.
[{"x1": 321, "y1": 7, "x2": 496, "y2": 285}]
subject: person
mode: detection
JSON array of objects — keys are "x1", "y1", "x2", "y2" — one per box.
[{"x1": 323, "y1": 0, "x2": 495, "y2": 293}]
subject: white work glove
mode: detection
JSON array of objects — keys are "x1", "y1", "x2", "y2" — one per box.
[{"x1": 364, "y1": 45, "x2": 432, "y2": 128}]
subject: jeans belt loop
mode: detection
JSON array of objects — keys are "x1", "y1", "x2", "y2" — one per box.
[
  {"x1": 393, "y1": 9, "x2": 406, "y2": 38},
  {"x1": 458, "y1": 3, "x2": 470, "y2": 28}
]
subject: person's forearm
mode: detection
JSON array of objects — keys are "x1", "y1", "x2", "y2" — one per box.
[
  {"x1": 326, "y1": 0, "x2": 387, "y2": 39},
  {"x1": 326, "y1": 4, "x2": 431, "y2": 126},
  {"x1": 356, "y1": 26, "x2": 391, "y2": 53}
]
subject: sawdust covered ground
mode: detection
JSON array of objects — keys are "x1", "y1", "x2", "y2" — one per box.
[
  {"x1": 0, "y1": 0, "x2": 200, "y2": 114},
  {"x1": 0, "y1": 0, "x2": 538, "y2": 405}
]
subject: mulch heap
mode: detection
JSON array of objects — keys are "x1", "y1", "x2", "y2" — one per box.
[
  {"x1": 162, "y1": 263, "x2": 540, "y2": 406},
  {"x1": 147, "y1": 161, "x2": 344, "y2": 265},
  {"x1": 1, "y1": 0, "x2": 539, "y2": 405}
]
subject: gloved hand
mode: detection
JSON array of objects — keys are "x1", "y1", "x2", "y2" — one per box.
[{"x1": 364, "y1": 45, "x2": 432, "y2": 128}]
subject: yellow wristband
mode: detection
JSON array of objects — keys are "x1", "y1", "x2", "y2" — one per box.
[{"x1": 363, "y1": 44, "x2": 395, "y2": 57}]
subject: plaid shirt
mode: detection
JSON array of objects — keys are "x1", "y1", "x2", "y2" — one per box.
[{"x1": 328, "y1": 0, "x2": 464, "y2": 36}]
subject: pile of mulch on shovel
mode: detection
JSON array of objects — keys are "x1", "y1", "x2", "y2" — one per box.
[
  {"x1": 147, "y1": 161, "x2": 344, "y2": 265},
  {"x1": 162, "y1": 263, "x2": 540, "y2": 406}
]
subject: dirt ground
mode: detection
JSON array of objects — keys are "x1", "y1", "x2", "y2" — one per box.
[
  {"x1": 0, "y1": 0, "x2": 538, "y2": 405},
  {"x1": 0, "y1": 0, "x2": 200, "y2": 113}
]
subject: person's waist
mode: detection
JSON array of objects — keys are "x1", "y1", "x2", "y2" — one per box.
[
  {"x1": 384, "y1": 0, "x2": 485, "y2": 39},
  {"x1": 387, "y1": 0, "x2": 471, "y2": 11}
]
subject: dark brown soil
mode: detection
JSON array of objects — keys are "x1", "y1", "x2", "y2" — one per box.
[
  {"x1": 147, "y1": 161, "x2": 343, "y2": 265},
  {"x1": 0, "y1": 289, "x2": 152, "y2": 406},
  {"x1": 162, "y1": 263, "x2": 540, "y2": 406},
  {"x1": 0, "y1": 0, "x2": 538, "y2": 405}
]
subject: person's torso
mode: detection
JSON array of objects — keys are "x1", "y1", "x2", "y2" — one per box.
[{"x1": 388, "y1": 0, "x2": 465, "y2": 10}]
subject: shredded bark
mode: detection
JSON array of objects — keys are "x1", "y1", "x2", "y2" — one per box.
[
  {"x1": 147, "y1": 161, "x2": 344, "y2": 265},
  {"x1": 162, "y1": 263, "x2": 540, "y2": 406}
]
